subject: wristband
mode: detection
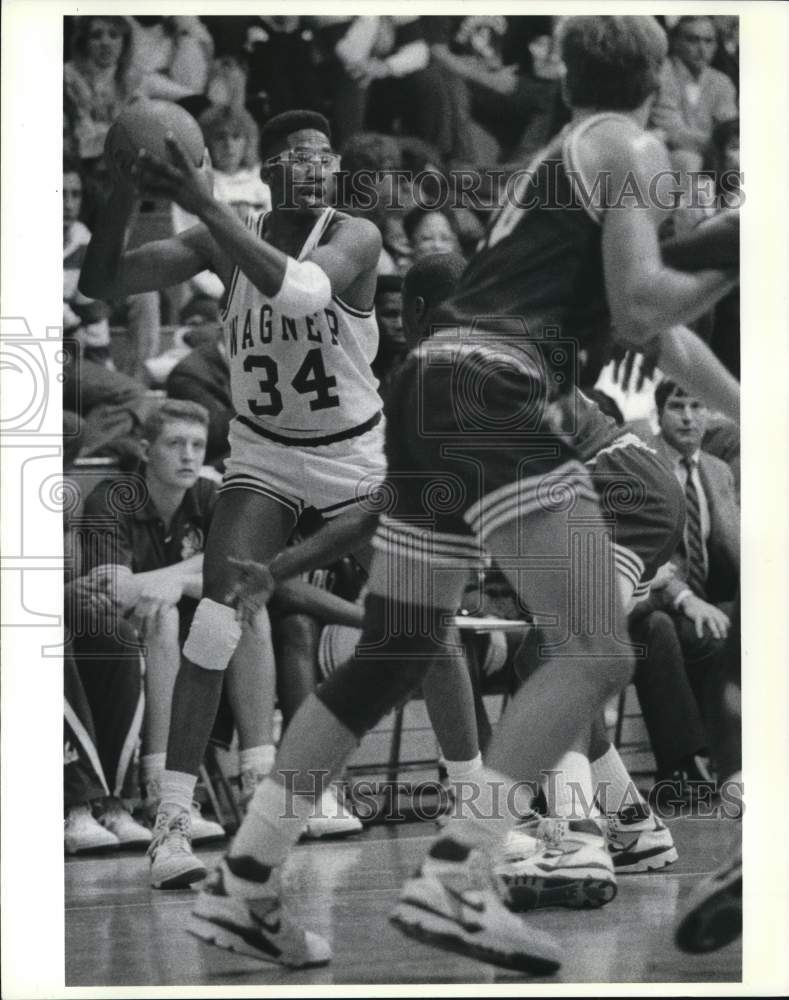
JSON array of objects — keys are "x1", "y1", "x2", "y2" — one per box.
[{"x1": 673, "y1": 588, "x2": 692, "y2": 610}]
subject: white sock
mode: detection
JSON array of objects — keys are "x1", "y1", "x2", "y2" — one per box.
[
  {"x1": 239, "y1": 744, "x2": 276, "y2": 778},
  {"x1": 591, "y1": 744, "x2": 646, "y2": 816},
  {"x1": 543, "y1": 751, "x2": 600, "y2": 820},
  {"x1": 445, "y1": 753, "x2": 483, "y2": 820},
  {"x1": 231, "y1": 776, "x2": 315, "y2": 867},
  {"x1": 442, "y1": 766, "x2": 517, "y2": 853},
  {"x1": 140, "y1": 752, "x2": 166, "y2": 789},
  {"x1": 158, "y1": 769, "x2": 197, "y2": 815}
]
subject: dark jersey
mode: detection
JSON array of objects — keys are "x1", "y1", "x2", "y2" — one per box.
[{"x1": 434, "y1": 112, "x2": 635, "y2": 390}]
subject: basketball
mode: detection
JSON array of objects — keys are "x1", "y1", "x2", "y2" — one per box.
[{"x1": 105, "y1": 98, "x2": 205, "y2": 182}]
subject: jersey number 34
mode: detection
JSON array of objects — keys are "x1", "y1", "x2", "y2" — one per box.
[{"x1": 244, "y1": 348, "x2": 340, "y2": 416}]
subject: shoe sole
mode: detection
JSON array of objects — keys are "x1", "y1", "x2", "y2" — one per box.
[
  {"x1": 675, "y1": 875, "x2": 742, "y2": 953},
  {"x1": 65, "y1": 841, "x2": 120, "y2": 856},
  {"x1": 390, "y1": 906, "x2": 560, "y2": 975},
  {"x1": 191, "y1": 832, "x2": 227, "y2": 845},
  {"x1": 187, "y1": 914, "x2": 330, "y2": 969},
  {"x1": 502, "y1": 873, "x2": 618, "y2": 911},
  {"x1": 613, "y1": 846, "x2": 678, "y2": 874},
  {"x1": 151, "y1": 865, "x2": 207, "y2": 890},
  {"x1": 300, "y1": 825, "x2": 363, "y2": 841}
]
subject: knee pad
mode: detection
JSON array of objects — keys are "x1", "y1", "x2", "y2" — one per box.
[
  {"x1": 183, "y1": 598, "x2": 242, "y2": 671},
  {"x1": 316, "y1": 594, "x2": 453, "y2": 738}
]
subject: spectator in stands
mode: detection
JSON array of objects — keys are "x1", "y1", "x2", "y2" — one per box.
[
  {"x1": 649, "y1": 15, "x2": 738, "y2": 175},
  {"x1": 372, "y1": 275, "x2": 408, "y2": 387},
  {"x1": 127, "y1": 16, "x2": 214, "y2": 102},
  {"x1": 64, "y1": 16, "x2": 137, "y2": 164},
  {"x1": 401, "y1": 251, "x2": 467, "y2": 348},
  {"x1": 648, "y1": 380, "x2": 739, "y2": 722},
  {"x1": 243, "y1": 18, "x2": 324, "y2": 130},
  {"x1": 166, "y1": 300, "x2": 231, "y2": 470},
  {"x1": 403, "y1": 205, "x2": 463, "y2": 263},
  {"x1": 307, "y1": 17, "x2": 383, "y2": 148},
  {"x1": 64, "y1": 158, "x2": 112, "y2": 368},
  {"x1": 64, "y1": 576, "x2": 150, "y2": 853},
  {"x1": 355, "y1": 17, "x2": 456, "y2": 158},
  {"x1": 199, "y1": 105, "x2": 271, "y2": 220}
]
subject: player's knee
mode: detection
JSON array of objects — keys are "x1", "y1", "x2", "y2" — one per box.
[{"x1": 182, "y1": 597, "x2": 242, "y2": 671}]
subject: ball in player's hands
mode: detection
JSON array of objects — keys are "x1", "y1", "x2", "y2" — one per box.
[{"x1": 104, "y1": 97, "x2": 205, "y2": 192}]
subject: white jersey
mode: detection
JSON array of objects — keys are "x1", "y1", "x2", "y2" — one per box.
[{"x1": 220, "y1": 208, "x2": 381, "y2": 445}]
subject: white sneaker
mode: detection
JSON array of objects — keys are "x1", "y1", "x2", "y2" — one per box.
[
  {"x1": 143, "y1": 776, "x2": 225, "y2": 844},
  {"x1": 496, "y1": 818, "x2": 617, "y2": 911},
  {"x1": 606, "y1": 802, "x2": 678, "y2": 873},
  {"x1": 97, "y1": 798, "x2": 152, "y2": 847},
  {"x1": 302, "y1": 785, "x2": 362, "y2": 840},
  {"x1": 189, "y1": 856, "x2": 332, "y2": 968},
  {"x1": 148, "y1": 809, "x2": 207, "y2": 889},
  {"x1": 65, "y1": 804, "x2": 120, "y2": 854},
  {"x1": 391, "y1": 838, "x2": 561, "y2": 975},
  {"x1": 190, "y1": 800, "x2": 226, "y2": 843}
]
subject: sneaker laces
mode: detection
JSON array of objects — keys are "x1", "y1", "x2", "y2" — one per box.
[{"x1": 149, "y1": 810, "x2": 192, "y2": 855}]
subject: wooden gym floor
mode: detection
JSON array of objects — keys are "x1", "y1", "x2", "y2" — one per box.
[{"x1": 66, "y1": 813, "x2": 741, "y2": 987}]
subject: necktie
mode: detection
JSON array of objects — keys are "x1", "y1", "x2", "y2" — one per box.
[{"x1": 682, "y1": 457, "x2": 706, "y2": 597}]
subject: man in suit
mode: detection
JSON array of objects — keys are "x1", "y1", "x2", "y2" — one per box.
[{"x1": 644, "y1": 379, "x2": 739, "y2": 777}]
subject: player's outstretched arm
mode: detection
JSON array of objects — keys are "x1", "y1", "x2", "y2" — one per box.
[
  {"x1": 598, "y1": 131, "x2": 738, "y2": 346},
  {"x1": 79, "y1": 184, "x2": 219, "y2": 300}
]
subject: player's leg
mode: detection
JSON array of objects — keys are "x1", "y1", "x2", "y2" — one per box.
[
  {"x1": 148, "y1": 487, "x2": 297, "y2": 889},
  {"x1": 392, "y1": 479, "x2": 633, "y2": 953},
  {"x1": 421, "y1": 651, "x2": 483, "y2": 798},
  {"x1": 188, "y1": 530, "x2": 475, "y2": 968}
]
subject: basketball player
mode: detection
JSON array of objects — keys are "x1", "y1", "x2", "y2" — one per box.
[
  {"x1": 230, "y1": 252, "x2": 685, "y2": 912},
  {"x1": 187, "y1": 17, "x2": 740, "y2": 973},
  {"x1": 79, "y1": 110, "x2": 387, "y2": 888}
]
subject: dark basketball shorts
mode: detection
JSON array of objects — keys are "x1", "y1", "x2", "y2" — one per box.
[
  {"x1": 370, "y1": 342, "x2": 599, "y2": 579},
  {"x1": 586, "y1": 434, "x2": 685, "y2": 602}
]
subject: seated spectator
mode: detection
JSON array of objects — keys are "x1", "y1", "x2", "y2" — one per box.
[
  {"x1": 403, "y1": 205, "x2": 463, "y2": 262},
  {"x1": 145, "y1": 295, "x2": 221, "y2": 388},
  {"x1": 64, "y1": 155, "x2": 162, "y2": 380},
  {"x1": 127, "y1": 16, "x2": 214, "y2": 102},
  {"x1": 64, "y1": 16, "x2": 138, "y2": 165},
  {"x1": 649, "y1": 15, "x2": 738, "y2": 175},
  {"x1": 64, "y1": 576, "x2": 150, "y2": 852},
  {"x1": 64, "y1": 157, "x2": 111, "y2": 368},
  {"x1": 77, "y1": 400, "x2": 225, "y2": 843},
  {"x1": 199, "y1": 105, "x2": 271, "y2": 219},
  {"x1": 166, "y1": 300, "x2": 231, "y2": 470},
  {"x1": 645, "y1": 380, "x2": 739, "y2": 750},
  {"x1": 372, "y1": 275, "x2": 408, "y2": 388},
  {"x1": 355, "y1": 17, "x2": 456, "y2": 159},
  {"x1": 401, "y1": 252, "x2": 467, "y2": 349}
]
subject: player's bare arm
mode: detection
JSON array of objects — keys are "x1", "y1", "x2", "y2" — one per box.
[
  {"x1": 79, "y1": 159, "x2": 230, "y2": 300},
  {"x1": 136, "y1": 135, "x2": 381, "y2": 314},
  {"x1": 580, "y1": 124, "x2": 738, "y2": 346}
]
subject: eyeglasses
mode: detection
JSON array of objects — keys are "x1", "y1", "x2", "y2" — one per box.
[{"x1": 264, "y1": 148, "x2": 340, "y2": 168}]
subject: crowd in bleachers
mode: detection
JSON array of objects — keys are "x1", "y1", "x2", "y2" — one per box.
[{"x1": 62, "y1": 15, "x2": 741, "y2": 854}]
